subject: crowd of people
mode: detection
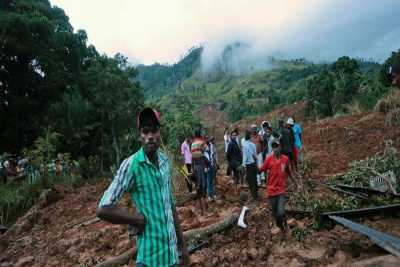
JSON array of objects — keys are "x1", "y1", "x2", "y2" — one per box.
[
  {"x1": 0, "y1": 154, "x2": 67, "y2": 184},
  {"x1": 178, "y1": 117, "x2": 302, "y2": 237}
]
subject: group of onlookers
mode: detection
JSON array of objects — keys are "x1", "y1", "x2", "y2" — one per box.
[
  {"x1": 181, "y1": 130, "x2": 218, "y2": 215},
  {"x1": 224, "y1": 117, "x2": 302, "y2": 236},
  {"x1": 180, "y1": 117, "x2": 303, "y2": 236}
]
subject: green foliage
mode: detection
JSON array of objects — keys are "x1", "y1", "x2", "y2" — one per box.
[
  {"x1": 291, "y1": 227, "x2": 311, "y2": 242},
  {"x1": 333, "y1": 140, "x2": 400, "y2": 188},
  {"x1": 0, "y1": 0, "x2": 90, "y2": 152},
  {"x1": 137, "y1": 46, "x2": 202, "y2": 98},
  {"x1": 0, "y1": 1, "x2": 145, "y2": 171},
  {"x1": 305, "y1": 71, "x2": 335, "y2": 117},
  {"x1": 160, "y1": 93, "x2": 201, "y2": 156},
  {"x1": 0, "y1": 182, "x2": 42, "y2": 225},
  {"x1": 306, "y1": 57, "x2": 363, "y2": 118}
]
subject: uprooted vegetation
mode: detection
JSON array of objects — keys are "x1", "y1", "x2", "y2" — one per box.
[{"x1": 332, "y1": 140, "x2": 400, "y2": 191}]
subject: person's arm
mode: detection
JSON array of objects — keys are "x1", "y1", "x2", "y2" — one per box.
[
  {"x1": 285, "y1": 158, "x2": 295, "y2": 184},
  {"x1": 226, "y1": 143, "x2": 232, "y2": 162},
  {"x1": 96, "y1": 158, "x2": 146, "y2": 232},
  {"x1": 172, "y1": 206, "x2": 190, "y2": 266},
  {"x1": 258, "y1": 156, "x2": 270, "y2": 173}
]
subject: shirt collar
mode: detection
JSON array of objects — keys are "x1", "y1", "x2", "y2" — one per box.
[{"x1": 138, "y1": 147, "x2": 168, "y2": 168}]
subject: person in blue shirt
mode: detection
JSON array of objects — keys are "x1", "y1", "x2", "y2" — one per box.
[
  {"x1": 290, "y1": 117, "x2": 302, "y2": 167},
  {"x1": 242, "y1": 129, "x2": 258, "y2": 201}
]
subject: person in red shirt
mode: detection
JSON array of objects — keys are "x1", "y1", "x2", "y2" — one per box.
[{"x1": 259, "y1": 140, "x2": 293, "y2": 236}]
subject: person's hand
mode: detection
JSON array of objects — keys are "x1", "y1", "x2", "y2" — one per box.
[
  {"x1": 180, "y1": 245, "x2": 190, "y2": 267},
  {"x1": 128, "y1": 213, "x2": 146, "y2": 237},
  {"x1": 204, "y1": 168, "x2": 209, "y2": 173}
]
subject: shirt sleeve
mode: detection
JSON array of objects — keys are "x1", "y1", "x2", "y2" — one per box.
[
  {"x1": 259, "y1": 155, "x2": 271, "y2": 172},
  {"x1": 98, "y1": 157, "x2": 134, "y2": 207}
]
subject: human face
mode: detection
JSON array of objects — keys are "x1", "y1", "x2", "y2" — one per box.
[
  {"x1": 231, "y1": 132, "x2": 237, "y2": 140},
  {"x1": 272, "y1": 144, "x2": 281, "y2": 156},
  {"x1": 139, "y1": 125, "x2": 161, "y2": 155}
]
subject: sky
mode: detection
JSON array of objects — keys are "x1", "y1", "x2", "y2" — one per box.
[{"x1": 50, "y1": 0, "x2": 400, "y2": 66}]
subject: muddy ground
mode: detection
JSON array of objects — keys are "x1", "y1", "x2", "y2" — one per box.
[{"x1": 2, "y1": 105, "x2": 400, "y2": 266}]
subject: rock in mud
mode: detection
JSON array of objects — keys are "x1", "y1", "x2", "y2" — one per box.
[
  {"x1": 15, "y1": 256, "x2": 34, "y2": 267},
  {"x1": 296, "y1": 247, "x2": 326, "y2": 261}
]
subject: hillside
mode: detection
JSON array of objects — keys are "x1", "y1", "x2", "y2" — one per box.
[{"x1": 137, "y1": 45, "x2": 383, "y2": 122}]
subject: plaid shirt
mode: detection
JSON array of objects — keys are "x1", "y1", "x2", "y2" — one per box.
[{"x1": 99, "y1": 147, "x2": 178, "y2": 267}]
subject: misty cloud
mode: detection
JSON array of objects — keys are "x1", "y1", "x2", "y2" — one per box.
[
  {"x1": 201, "y1": 0, "x2": 400, "y2": 74},
  {"x1": 51, "y1": 0, "x2": 400, "y2": 69}
]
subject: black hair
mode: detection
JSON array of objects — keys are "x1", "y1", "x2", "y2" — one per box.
[
  {"x1": 245, "y1": 129, "x2": 251, "y2": 140},
  {"x1": 194, "y1": 129, "x2": 202, "y2": 138}
]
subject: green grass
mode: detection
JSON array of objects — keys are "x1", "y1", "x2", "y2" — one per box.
[{"x1": 0, "y1": 174, "x2": 82, "y2": 226}]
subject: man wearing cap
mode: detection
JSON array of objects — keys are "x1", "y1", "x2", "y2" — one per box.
[
  {"x1": 259, "y1": 140, "x2": 293, "y2": 237},
  {"x1": 97, "y1": 108, "x2": 189, "y2": 267}
]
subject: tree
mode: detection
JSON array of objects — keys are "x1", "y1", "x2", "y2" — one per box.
[
  {"x1": 0, "y1": 0, "x2": 90, "y2": 152},
  {"x1": 306, "y1": 72, "x2": 335, "y2": 118},
  {"x1": 332, "y1": 56, "x2": 361, "y2": 111},
  {"x1": 81, "y1": 53, "x2": 144, "y2": 168}
]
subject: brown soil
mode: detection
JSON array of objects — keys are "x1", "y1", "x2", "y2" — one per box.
[{"x1": 2, "y1": 103, "x2": 400, "y2": 266}]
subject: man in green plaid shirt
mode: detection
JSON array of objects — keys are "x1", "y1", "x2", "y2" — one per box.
[{"x1": 97, "y1": 108, "x2": 189, "y2": 267}]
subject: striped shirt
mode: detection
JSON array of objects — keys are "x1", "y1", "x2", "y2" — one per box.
[
  {"x1": 191, "y1": 137, "x2": 206, "y2": 160},
  {"x1": 99, "y1": 147, "x2": 178, "y2": 267}
]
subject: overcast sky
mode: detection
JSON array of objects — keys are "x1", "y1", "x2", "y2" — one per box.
[{"x1": 50, "y1": 0, "x2": 400, "y2": 65}]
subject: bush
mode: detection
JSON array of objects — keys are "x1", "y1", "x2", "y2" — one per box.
[
  {"x1": 375, "y1": 89, "x2": 400, "y2": 113},
  {"x1": 385, "y1": 108, "x2": 400, "y2": 127}
]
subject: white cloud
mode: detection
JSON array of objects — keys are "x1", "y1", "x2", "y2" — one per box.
[{"x1": 51, "y1": 0, "x2": 400, "y2": 65}]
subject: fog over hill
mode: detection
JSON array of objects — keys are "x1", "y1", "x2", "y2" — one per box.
[{"x1": 200, "y1": 0, "x2": 400, "y2": 74}]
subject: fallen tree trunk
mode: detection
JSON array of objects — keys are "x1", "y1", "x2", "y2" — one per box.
[
  {"x1": 183, "y1": 212, "x2": 240, "y2": 242},
  {"x1": 95, "y1": 212, "x2": 240, "y2": 267}
]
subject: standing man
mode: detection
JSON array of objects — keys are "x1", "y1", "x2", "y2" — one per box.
[
  {"x1": 181, "y1": 137, "x2": 192, "y2": 174},
  {"x1": 291, "y1": 117, "x2": 302, "y2": 166},
  {"x1": 242, "y1": 129, "x2": 258, "y2": 201},
  {"x1": 259, "y1": 140, "x2": 293, "y2": 238},
  {"x1": 224, "y1": 127, "x2": 231, "y2": 176},
  {"x1": 97, "y1": 108, "x2": 189, "y2": 267},
  {"x1": 191, "y1": 129, "x2": 209, "y2": 215},
  {"x1": 250, "y1": 124, "x2": 265, "y2": 185},
  {"x1": 226, "y1": 130, "x2": 243, "y2": 195},
  {"x1": 205, "y1": 137, "x2": 217, "y2": 201},
  {"x1": 278, "y1": 119, "x2": 294, "y2": 168}
]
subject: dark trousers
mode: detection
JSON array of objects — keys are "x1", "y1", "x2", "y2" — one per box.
[
  {"x1": 193, "y1": 161, "x2": 207, "y2": 198},
  {"x1": 186, "y1": 163, "x2": 192, "y2": 173},
  {"x1": 245, "y1": 163, "x2": 258, "y2": 200},
  {"x1": 269, "y1": 194, "x2": 285, "y2": 228},
  {"x1": 231, "y1": 165, "x2": 242, "y2": 184}
]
